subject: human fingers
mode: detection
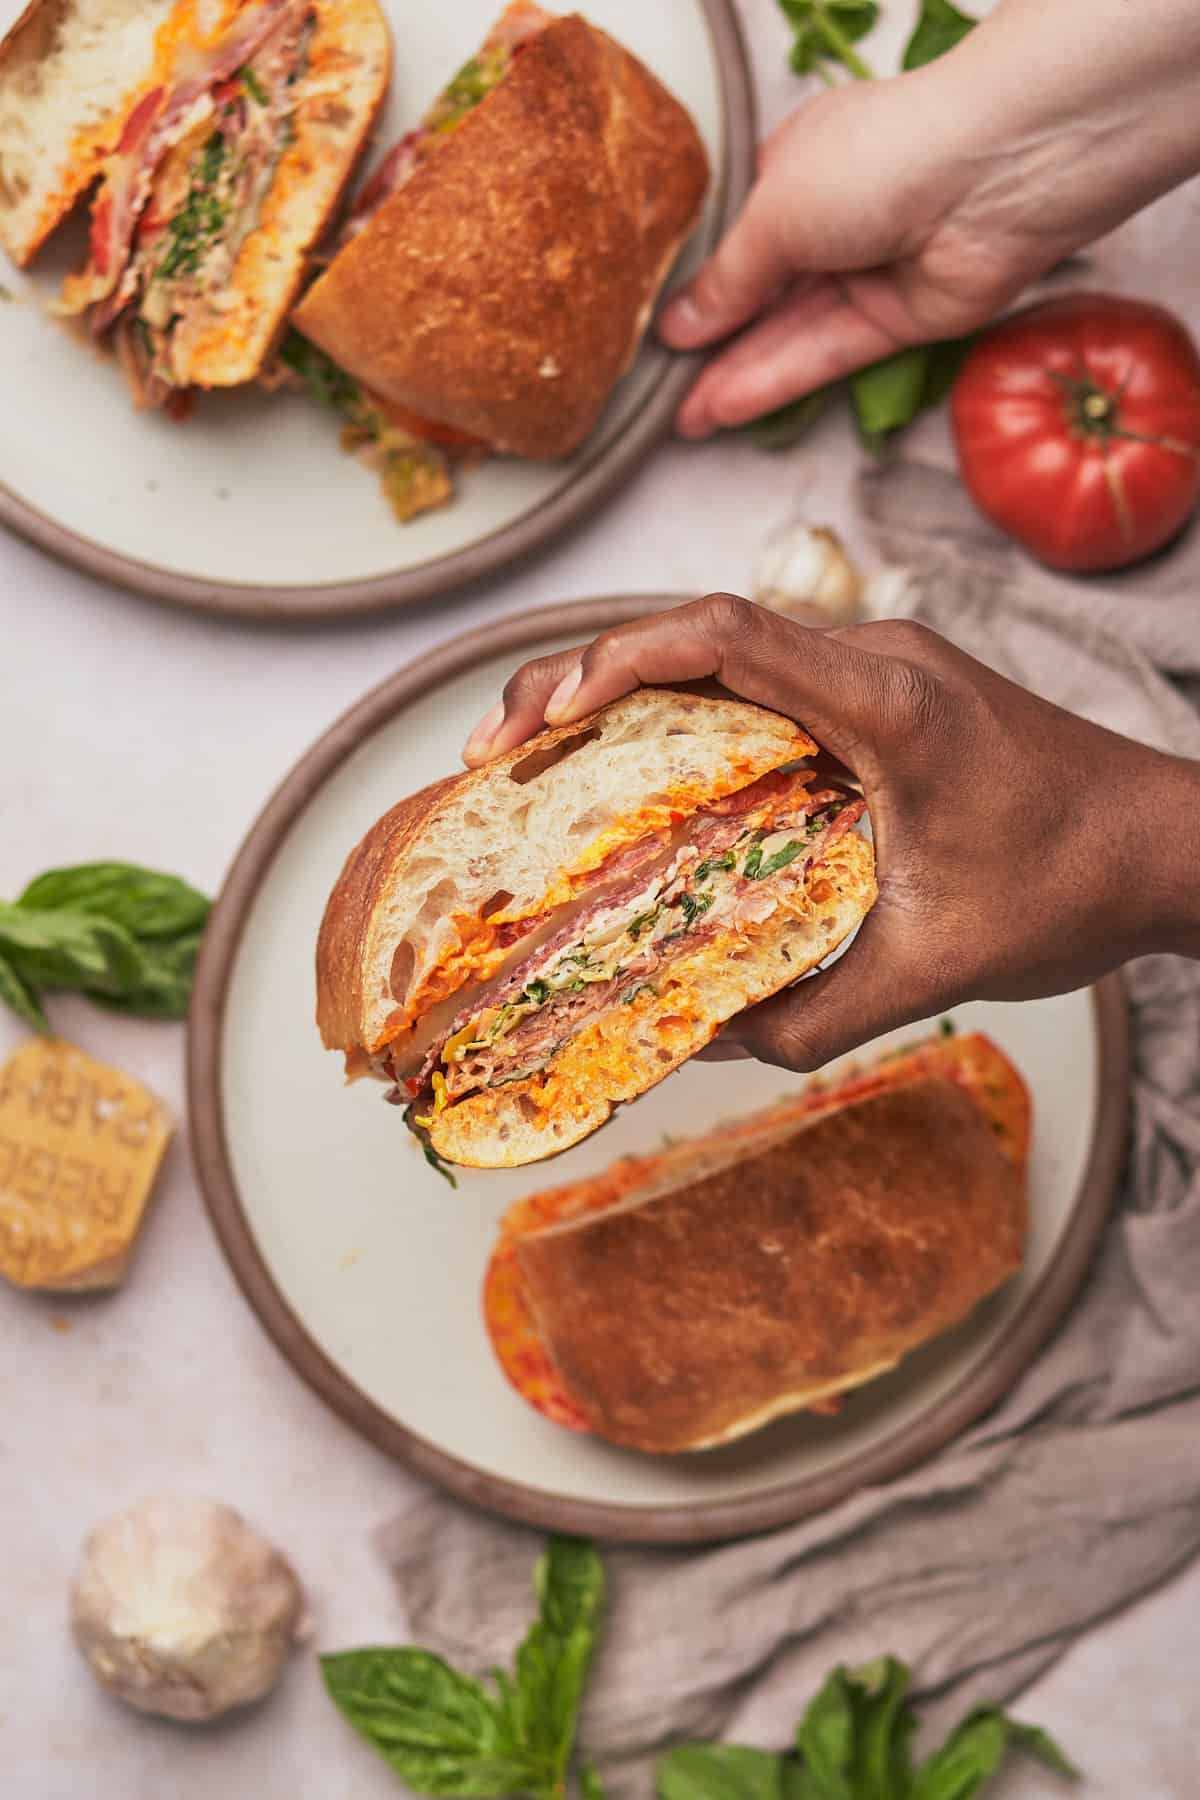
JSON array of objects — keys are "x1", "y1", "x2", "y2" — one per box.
[
  {"x1": 721, "y1": 900, "x2": 958, "y2": 1072},
  {"x1": 657, "y1": 181, "x2": 796, "y2": 351},
  {"x1": 675, "y1": 281, "x2": 902, "y2": 439}
]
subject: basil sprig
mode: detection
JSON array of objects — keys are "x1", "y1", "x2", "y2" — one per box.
[
  {"x1": 0, "y1": 862, "x2": 210, "y2": 1031},
  {"x1": 657, "y1": 1655, "x2": 1078, "y2": 1799},
  {"x1": 322, "y1": 1537, "x2": 604, "y2": 1799}
]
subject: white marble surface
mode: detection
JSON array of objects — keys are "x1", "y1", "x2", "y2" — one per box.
[{"x1": 2, "y1": 0, "x2": 1198, "y2": 1793}]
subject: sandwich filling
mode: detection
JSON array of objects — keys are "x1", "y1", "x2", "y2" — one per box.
[
  {"x1": 393, "y1": 772, "x2": 865, "y2": 1133},
  {"x1": 58, "y1": 0, "x2": 315, "y2": 409}
]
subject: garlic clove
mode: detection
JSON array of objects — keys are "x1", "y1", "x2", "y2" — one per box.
[
  {"x1": 752, "y1": 523, "x2": 864, "y2": 626},
  {"x1": 71, "y1": 1496, "x2": 307, "y2": 1723}
]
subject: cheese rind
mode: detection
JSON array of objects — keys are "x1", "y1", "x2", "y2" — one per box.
[{"x1": 0, "y1": 1036, "x2": 172, "y2": 1292}]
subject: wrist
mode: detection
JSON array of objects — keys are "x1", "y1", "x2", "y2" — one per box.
[
  {"x1": 917, "y1": 0, "x2": 1200, "y2": 262},
  {"x1": 1120, "y1": 752, "x2": 1200, "y2": 961}
]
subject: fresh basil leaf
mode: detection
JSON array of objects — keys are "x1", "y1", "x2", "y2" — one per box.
[
  {"x1": 850, "y1": 348, "x2": 930, "y2": 448},
  {"x1": 86, "y1": 928, "x2": 203, "y2": 1020},
  {"x1": 850, "y1": 337, "x2": 975, "y2": 447},
  {"x1": 0, "y1": 951, "x2": 49, "y2": 1034},
  {"x1": 920, "y1": 334, "x2": 977, "y2": 410},
  {"x1": 579, "y1": 1761, "x2": 608, "y2": 1800},
  {"x1": 751, "y1": 841, "x2": 807, "y2": 881},
  {"x1": 0, "y1": 904, "x2": 145, "y2": 999},
  {"x1": 17, "y1": 862, "x2": 210, "y2": 942},
  {"x1": 502, "y1": 1537, "x2": 604, "y2": 1785},
  {"x1": 779, "y1": 0, "x2": 879, "y2": 78},
  {"x1": 901, "y1": 0, "x2": 978, "y2": 71},
  {"x1": 778, "y1": 1758, "x2": 825, "y2": 1800},
  {"x1": 913, "y1": 1706, "x2": 1079, "y2": 1798},
  {"x1": 853, "y1": 1656, "x2": 917, "y2": 1796},
  {"x1": 657, "y1": 1743, "x2": 783, "y2": 1800},
  {"x1": 745, "y1": 388, "x2": 832, "y2": 450},
  {"x1": 321, "y1": 1647, "x2": 537, "y2": 1797},
  {"x1": 794, "y1": 1666, "x2": 857, "y2": 1799},
  {"x1": 280, "y1": 329, "x2": 364, "y2": 421}
]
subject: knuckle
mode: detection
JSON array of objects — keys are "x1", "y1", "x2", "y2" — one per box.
[
  {"x1": 501, "y1": 660, "x2": 541, "y2": 706},
  {"x1": 579, "y1": 627, "x2": 631, "y2": 677},
  {"x1": 694, "y1": 590, "x2": 761, "y2": 645}
]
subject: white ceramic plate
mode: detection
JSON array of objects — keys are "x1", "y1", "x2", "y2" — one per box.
[
  {"x1": 0, "y1": 0, "x2": 751, "y2": 619},
  {"x1": 188, "y1": 597, "x2": 1129, "y2": 1542}
]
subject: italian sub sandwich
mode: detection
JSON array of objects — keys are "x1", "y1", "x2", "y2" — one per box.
[
  {"x1": 315, "y1": 688, "x2": 877, "y2": 1169},
  {"x1": 485, "y1": 1031, "x2": 1030, "y2": 1453},
  {"x1": 0, "y1": 0, "x2": 390, "y2": 409},
  {"x1": 290, "y1": 2, "x2": 710, "y2": 466}
]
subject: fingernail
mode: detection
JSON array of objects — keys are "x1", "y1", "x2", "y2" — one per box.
[
  {"x1": 544, "y1": 666, "x2": 582, "y2": 723},
  {"x1": 463, "y1": 701, "x2": 505, "y2": 763},
  {"x1": 660, "y1": 293, "x2": 705, "y2": 342}
]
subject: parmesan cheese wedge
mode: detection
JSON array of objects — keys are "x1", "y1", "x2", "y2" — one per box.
[{"x1": 0, "y1": 1038, "x2": 171, "y2": 1292}]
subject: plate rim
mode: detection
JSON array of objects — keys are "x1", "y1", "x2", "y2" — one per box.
[
  {"x1": 187, "y1": 592, "x2": 1131, "y2": 1545},
  {"x1": 0, "y1": 0, "x2": 754, "y2": 623}
]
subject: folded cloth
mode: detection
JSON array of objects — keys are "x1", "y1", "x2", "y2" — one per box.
[{"x1": 375, "y1": 461, "x2": 1200, "y2": 1796}]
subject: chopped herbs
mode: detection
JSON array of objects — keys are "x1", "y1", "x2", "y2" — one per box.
[
  {"x1": 280, "y1": 330, "x2": 365, "y2": 418},
  {"x1": 155, "y1": 132, "x2": 230, "y2": 282},
  {"x1": 622, "y1": 983, "x2": 658, "y2": 1005},
  {"x1": 627, "y1": 908, "x2": 661, "y2": 942},
  {"x1": 427, "y1": 44, "x2": 511, "y2": 134},
  {"x1": 402, "y1": 1105, "x2": 458, "y2": 1188},
  {"x1": 523, "y1": 978, "x2": 551, "y2": 1004},
  {"x1": 677, "y1": 890, "x2": 715, "y2": 926},
  {"x1": 940, "y1": 1016, "x2": 957, "y2": 1038},
  {"x1": 240, "y1": 64, "x2": 269, "y2": 105},
  {"x1": 692, "y1": 851, "x2": 736, "y2": 884}
]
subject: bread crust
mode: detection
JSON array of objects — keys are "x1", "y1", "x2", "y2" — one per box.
[
  {"x1": 291, "y1": 13, "x2": 710, "y2": 457},
  {"x1": 314, "y1": 689, "x2": 815, "y2": 1058},
  {"x1": 513, "y1": 1075, "x2": 1027, "y2": 1453}
]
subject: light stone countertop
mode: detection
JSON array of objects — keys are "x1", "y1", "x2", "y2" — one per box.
[{"x1": 1, "y1": 0, "x2": 1196, "y2": 1793}]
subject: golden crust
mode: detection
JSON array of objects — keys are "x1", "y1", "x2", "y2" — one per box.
[
  {"x1": 514, "y1": 1076, "x2": 1027, "y2": 1453},
  {"x1": 314, "y1": 771, "x2": 459, "y2": 1059},
  {"x1": 291, "y1": 13, "x2": 710, "y2": 458}
]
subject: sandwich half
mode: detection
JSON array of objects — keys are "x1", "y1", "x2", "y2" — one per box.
[
  {"x1": 315, "y1": 686, "x2": 877, "y2": 1169},
  {"x1": 291, "y1": 3, "x2": 710, "y2": 461},
  {"x1": 484, "y1": 1031, "x2": 1030, "y2": 1453},
  {"x1": 0, "y1": 0, "x2": 390, "y2": 409}
]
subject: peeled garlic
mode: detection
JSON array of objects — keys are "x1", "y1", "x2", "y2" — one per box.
[
  {"x1": 862, "y1": 564, "x2": 921, "y2": 620},
  {"x1": 752, "y1": 523, "x2": 864, "y2": 626},
  {"x1": 71, "y1": 1497, "x2": 308, "y2": 1722}
]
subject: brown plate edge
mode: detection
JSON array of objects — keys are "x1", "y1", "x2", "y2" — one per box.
[
  {"x1": 0, "y1": 0, "x2": 754, "y2": 626},
  {"x1": 187, "y1": 592, "x2": 1131, "y2": 1546}
]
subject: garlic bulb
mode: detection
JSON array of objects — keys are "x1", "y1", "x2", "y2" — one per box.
[
  {"x1": 752, "y1": 523, "x2": 864, "y2": 626},
  {"x1": 71, "y1": 1497, "x2": 308, "y2": 1722}
]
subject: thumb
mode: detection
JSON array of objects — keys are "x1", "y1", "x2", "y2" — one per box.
[
  {"x1": 658, "y1": 182, "x2": 795, "y2": 350},
  {"x1": 723, "y1": 904, "x2": 953, "y2": 1074}
]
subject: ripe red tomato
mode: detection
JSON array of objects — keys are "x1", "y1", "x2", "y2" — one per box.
[{"x1": 950, "y1": 293, "x2": 1200, "y2": 572}]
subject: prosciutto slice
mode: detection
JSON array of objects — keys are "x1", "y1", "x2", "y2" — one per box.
[
  {"x1": 59, "y1": 0, "x2": 290, "y2": 321},
  {"x1": 399, "y1": 783, "x2": 865, "y2": 1113}
]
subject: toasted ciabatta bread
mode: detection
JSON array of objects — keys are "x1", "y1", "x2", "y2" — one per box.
[
  {"x1": 484, "y1": 1032, "x2": 1030, "y2": 1453},
  {"x1": 315, "y1": 686, "x2": 878, "y2": 1169},
  {"x1": 0, "y1": 0, "x2": 175, "y2": 267},
  {"x1": 5, "y1": 0, "x2": 390, "y2": 406},
  {"x1": 291, "y1": 9, "x2": 710, "y2": 459}
]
